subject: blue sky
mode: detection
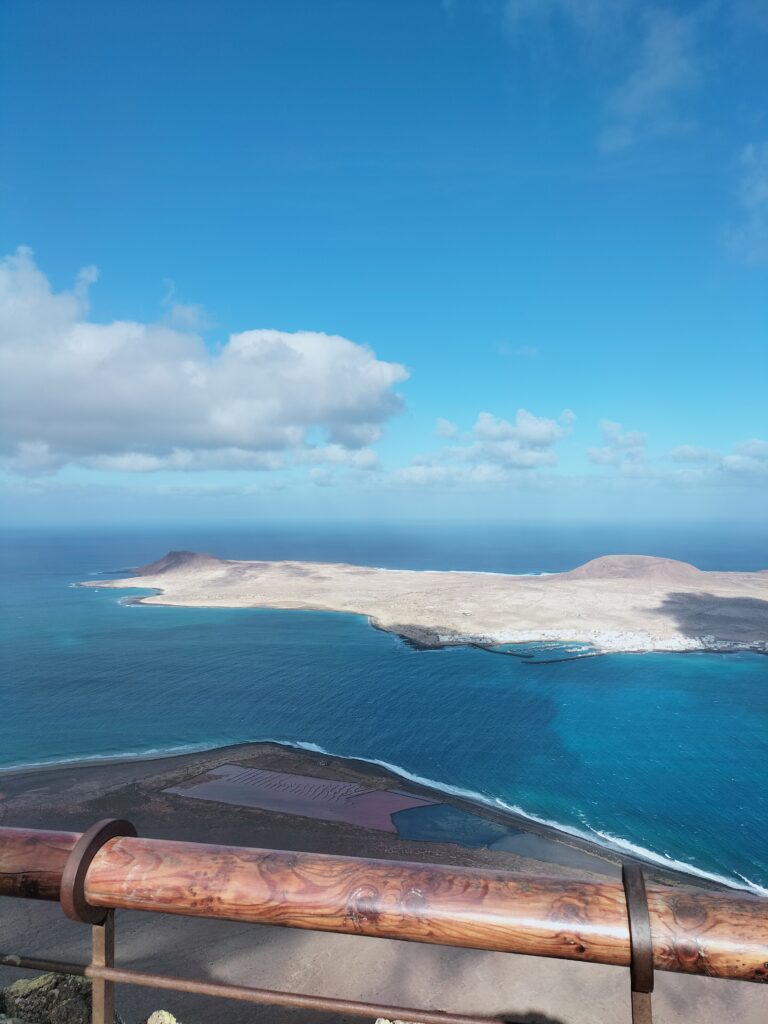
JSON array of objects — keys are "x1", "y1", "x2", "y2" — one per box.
[{"x1": 1, "y1": 0, "x2": 767, "y2": 524}]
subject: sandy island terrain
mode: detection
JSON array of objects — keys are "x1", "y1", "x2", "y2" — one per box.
[
  {"x1": 2, "y1": 743, "x2": 766, "y2": 1024},
  {"x1": 83, "y1": 550, "x2": 768, "y2": 654}
]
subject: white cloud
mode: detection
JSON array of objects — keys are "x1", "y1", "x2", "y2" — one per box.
[
  {"x1": 734, "y1": 439, "x2": 768, "y2": 459},
  {"x1": 504, "y1": 0, "x2": 629, "y2": 39},
  {"x1": 436, "y1": 417, "x2": 459, "y2": 439},
  {"x1": 600, "y1": 10, "x2": 699, "y2": 151},
  {"x1": 309, "y1": 467, "x2": 335, "y2": 487},
  {"x1": 727, "y1": 141, "x2": 768, "y2": 263},
  {"x1": 444, "y1": 409, "x2": 574, "y2": 470},
  {"x1": 0, "y1": 248, "x2": 408, "y2": 475},
  {"x1": 585, "y1": 424, "x2": 768, "y2": 483},
  {"x1": 667, "y1": 438, "x2": 768, "y2": 477},
  {"x1": 394, "y1": 408, "x2": 574, "y2": 485},
  {"x1": 670, "y1": 444, "x2": 721, "y2": 464},
  {"x1": 496, "y1": 342, "x2": 540, "y2": 358},
  {"x1": 83, "y1": 449, "x2": 285, "y2": 473},
  {"x1": 299, "y1": 444, "x2": 379, "y2": 469},
  {"x1": 587, "y1": 420, "x2": 647, "y2": 468},
  {"x1": 161, "y1": 279, "x2": 214, "y2": 332},
  {"x1": 722, "y1": 439, "x2": 768, "y2": 475},
  {"x1": 473, "y1": 408, "x2": 574, "y2": 447},
  {"x1": 159, "y1": 278, "x2": 214, "y2": 329},
  {"x1": 499, "y1": 2, "x2": 701, "y2": 151},
  {"x1": 165, "y1": 303, "x2": 213, "y2": 332},
  {"x1": 392, "y1": 463, "x2": 508, "y2": 487}
]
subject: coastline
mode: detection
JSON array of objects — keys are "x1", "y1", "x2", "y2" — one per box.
[
  {"x1": 0, "y1": 737, "x2": 752, "y2": 895},
  {"x1": 115, "y1": 586, "x2": 768, "y2": 657}
]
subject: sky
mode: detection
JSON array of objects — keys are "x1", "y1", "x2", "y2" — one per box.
[{"x1": 1, "y1": 0, "x2": 767, "y2": 526}]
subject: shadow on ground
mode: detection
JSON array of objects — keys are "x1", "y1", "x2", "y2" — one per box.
[
  {"x1": 653, "y1": 592, "x2": 768, "y2": 641},
  {"x1": 500, "y1": 1014, "x2": 566, "y2": 1023}
]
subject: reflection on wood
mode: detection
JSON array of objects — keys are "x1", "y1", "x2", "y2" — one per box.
[{"x1": 0, "y1": 828, "x2": 78, "y2": 901}]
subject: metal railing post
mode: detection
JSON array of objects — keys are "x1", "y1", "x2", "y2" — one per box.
[
  {"x1": 623, "y1": 864, "x2": 654, "y2": 1024},
  {"x1": 91, "y1": 911, "x2": 114, "y2": 1024},
  {"x1": 57, "y1": 819, "x2": 136, "y2": 1024}
]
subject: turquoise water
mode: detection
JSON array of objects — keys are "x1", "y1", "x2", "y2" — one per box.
[{"x1": 1, "y1": 526, "x2": 766, "y2": 893}]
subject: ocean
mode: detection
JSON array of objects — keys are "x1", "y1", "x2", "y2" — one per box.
[{"x1": 1, "y1": 523, "x2": 766, "y2": 893}]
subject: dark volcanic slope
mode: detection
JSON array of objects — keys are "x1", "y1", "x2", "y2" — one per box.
[{"x1": 135, "y1": 550, "x2": 229, "y2": 576}]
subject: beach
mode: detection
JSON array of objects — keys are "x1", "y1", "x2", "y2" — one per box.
[
  {"x1": 83, "y1": 551, "x2": 768, "y2": 655},
  {"x1": 1, "y1": 741, "x2": 766, "y2": 1024}
]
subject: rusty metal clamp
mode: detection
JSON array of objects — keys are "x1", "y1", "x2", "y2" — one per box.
[
  {"x1": 622, "y1": 863, "x2": 654, "y2": 1024},
  {"x1": 60, "y1": 818, "x2": 137, "y2": 924}
]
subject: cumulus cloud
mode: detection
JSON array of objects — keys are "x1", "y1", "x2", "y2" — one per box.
[
  {"x1": 472, "y1": 409, "x2": 574, "y2": 448},
  {"x1": 667, "y1": 439, "x2": 768, "y2": 477},
  {"x1": 0, "y1": 248, "x2": 408, "y2": 475},
  {"x1": 393, "y1": 408, "x2": 574, "y2": 485},
  {"x1": 721, "y1": 439, "x2": 768, "y2": 475},
  {"x1": 619, "y1": 435, "x2": 768, "y2": 483},
  {"x1": 727, "y1": 141, "x2": 768, "y2": 263},
  {"x1": 587, "y1": 420, "x2": 647, "y2": 469}
]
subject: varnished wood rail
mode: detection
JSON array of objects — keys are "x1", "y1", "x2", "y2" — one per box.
[{"x1": 1, "y1": 826, "x2": 767, "y2": 984}]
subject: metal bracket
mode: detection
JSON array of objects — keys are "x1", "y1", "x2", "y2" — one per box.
[
  {"x1": 622, "y1": 863, "x2": 654, "y2": 1024},
  {"x1": 60, "y1": 819, "x2": 137, "y2": 924}
]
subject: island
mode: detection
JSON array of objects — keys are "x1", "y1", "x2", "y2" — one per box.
[{"x1": 82, "y1": 551, "x2": 768, "y2": 654}]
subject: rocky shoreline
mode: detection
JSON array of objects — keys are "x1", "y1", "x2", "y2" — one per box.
[{"x1": 379, "y1": 619, "x2": 768, "y2": 654}]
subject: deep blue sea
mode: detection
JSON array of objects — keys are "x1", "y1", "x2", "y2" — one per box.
[{"x1": 1, "y1": 523, "x2": 766, "y2": 893}]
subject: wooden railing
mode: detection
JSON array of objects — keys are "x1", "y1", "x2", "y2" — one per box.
[{"x1": 1, "y1": 821, "x2": 767, "y2": 1024}]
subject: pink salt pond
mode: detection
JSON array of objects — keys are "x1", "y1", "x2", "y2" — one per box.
[{"x1": 164, "y1": 764, "x2": 436, "y2": 832}]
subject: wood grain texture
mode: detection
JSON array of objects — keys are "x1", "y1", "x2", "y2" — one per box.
[
  {"x1": 2, "y1": 827, "x2": 766, "y2": 983},
  {"x1": 84, "y1": 836, "x2": 768, "y2": 982},
  {"x1": 0, "y1": 827, "x2": 79, "y2": 900}
]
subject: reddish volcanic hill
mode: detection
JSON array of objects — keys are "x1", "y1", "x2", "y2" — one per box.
[
  {"x1": 563, "y1": 554, "x2": 704, "y2": 582},
  {"x1": 135, "y1": 550, "x2": 229, "y2": 576}
]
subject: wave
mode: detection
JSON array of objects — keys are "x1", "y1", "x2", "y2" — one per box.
[
  {"x1": 255, "y1": 739, "x2": 768, "y2": 897},
  {"x1": 0, "y1": 741, "x2": 218, "y2": 775},
  {"x1": 2, "y1": 735, "x2": 765, "y2": 896}
]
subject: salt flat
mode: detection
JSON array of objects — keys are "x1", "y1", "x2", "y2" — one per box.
[{"x1": 84, "y1": 551, "x2": 768, "y2": 654}]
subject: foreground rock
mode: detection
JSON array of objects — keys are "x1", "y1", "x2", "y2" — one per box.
[
  {"x1": 83, "y1": 551, "x2": 768, "y2": 655},
  {"x1": 0, "y1": 975, "x2": 120, "y2": 1024},
  {"x1": 0, "y1": 975, "x2": 179, "y2": 1024}
]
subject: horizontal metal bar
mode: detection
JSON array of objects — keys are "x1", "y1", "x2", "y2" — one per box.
[
  {"x1": 0, "y1": 953, "x2": 495, "y2": 1024},
  {"x1": 0, "y1": 953, "x2": 87, "y2": 976},
  {"x1": 94, "y1": 964, "x2": 497, "y2": 1024}
]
